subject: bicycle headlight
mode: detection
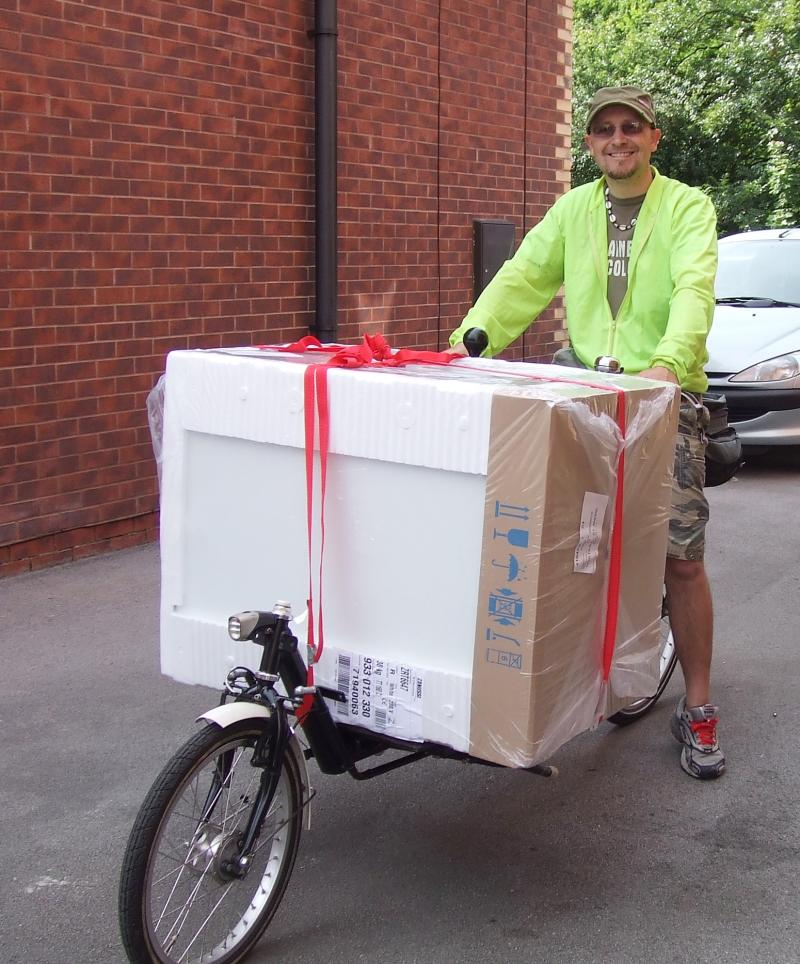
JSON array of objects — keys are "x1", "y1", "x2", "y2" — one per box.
[{"x1": 228, "y1": 611, "x2": 259, "y2": 641}]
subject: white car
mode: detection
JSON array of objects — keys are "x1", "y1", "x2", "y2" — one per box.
[{"x1": 705, "y1": 228, "x2": 800, "y2": 447}]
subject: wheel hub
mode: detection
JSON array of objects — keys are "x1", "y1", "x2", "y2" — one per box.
[{"x1": 213, "y1": 833, "x2": 249, "y2": 882}]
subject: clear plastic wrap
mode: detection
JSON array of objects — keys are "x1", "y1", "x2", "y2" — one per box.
[
  {"x1": 158, "y1": 347, "x2": 679, "y2": 768},
  {"x1": 146, "y1": 373, "x2": 167, "y2": 489}
]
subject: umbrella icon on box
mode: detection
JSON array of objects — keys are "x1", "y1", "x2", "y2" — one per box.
[{"x1": 491, "y1": 553, "x2": 524, "y2": 582}]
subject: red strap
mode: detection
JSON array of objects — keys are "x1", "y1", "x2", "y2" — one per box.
[
  {"x1": 298, "y1": 365, "x2": 318, "y2": 721},
  {"x1": 270, "y1": 334, "x2": 341, "y2": 354},
  {"x1": 296, "y1": 360, "x2": 334, "y2": 722},
  {"x1": 314, "y1": 363, "x2": 330, "y2": 661},
  {"x1": 603, "y1": 392, "x2": 626, "y2": 680}
]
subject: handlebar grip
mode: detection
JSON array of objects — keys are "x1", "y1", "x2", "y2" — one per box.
[{"x1": 462, "y1": 327, "x2": 488, "y2": 357}]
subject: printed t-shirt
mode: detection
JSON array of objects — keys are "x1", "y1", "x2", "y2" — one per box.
[{"x1": 606, "y1": 191, "x2": 646, "y2": 317}]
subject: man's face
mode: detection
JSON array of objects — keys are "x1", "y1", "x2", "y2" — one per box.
[{"x1": 584, "y1": 105, "x2": 661, "y2": 186}]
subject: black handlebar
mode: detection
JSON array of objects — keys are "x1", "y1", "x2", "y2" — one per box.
[
  {"x1": 461, "y1": 331, "x2": 627, "y2": 377},
  {"x1": 462, "y1": 327, "x2": 488, "y2": 357}
]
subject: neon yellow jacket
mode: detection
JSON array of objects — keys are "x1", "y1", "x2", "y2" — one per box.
[{"x1": 450, "y1": 169, "x2": 718, "y2": 392}]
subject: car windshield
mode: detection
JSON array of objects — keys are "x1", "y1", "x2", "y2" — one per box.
[{"x1": 715, "y1": 238, "x2": 800, "y2": 305}]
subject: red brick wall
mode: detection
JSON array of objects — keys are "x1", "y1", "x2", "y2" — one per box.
[
  {"x1": 525, "y1": 0, "x2": 572, "y2": 358},
  {"x1": 336, "y1": 0, "x2": 571, "y2": 352},
  {"x1": 438, "y1": 1, "x2": 528, "y2": 346},
  {"x1": 0, "y1": 0, "x2": 571, "y2": 575},
  {"x1": 337, "y1": 0, "x2": 440, "y2": 346}
]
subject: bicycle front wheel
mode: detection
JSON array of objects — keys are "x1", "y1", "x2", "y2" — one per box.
[
  {"x1": 119, "y1": 721, "x2": 304, "y2": 964},
  {"x1": 607, "y1": 603, "x2": 678, "y2": 726}
]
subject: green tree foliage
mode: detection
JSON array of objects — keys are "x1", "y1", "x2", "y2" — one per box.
[{"x1": 572, "y1": 0, "x2": 800, "y2": 234}]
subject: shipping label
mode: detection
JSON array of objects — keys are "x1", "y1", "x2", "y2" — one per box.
[
  {"x1": 329, "y1": 650, "x2": 425, "y2": 740},
  {"x1": 574, "y1": 491, "x2": 609, "y2": 574}
]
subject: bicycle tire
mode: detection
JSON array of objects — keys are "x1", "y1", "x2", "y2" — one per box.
[
  {"x1": 607, "y1": 607, "x2": 678, "y2": 726},
  {"x1": 119, "y1": 721, "x2": 303, "y2": 964}
]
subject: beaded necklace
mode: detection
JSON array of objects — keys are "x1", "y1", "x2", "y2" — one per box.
[{"x1": 604, "y1": 185, "x2": 638, "y2": 232}]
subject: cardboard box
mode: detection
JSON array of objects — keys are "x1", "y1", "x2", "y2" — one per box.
[{"x1": 159, "y1": 347, "x2": 679, "y2": 767}]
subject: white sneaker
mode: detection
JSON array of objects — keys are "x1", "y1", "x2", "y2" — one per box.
[{"x1": 670, "y1": 697, "x2": 726, "y2": 779}]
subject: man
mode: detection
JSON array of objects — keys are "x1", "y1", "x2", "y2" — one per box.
[{"x1": 448, "y1": 86, "x2": 725, "y2": 779}]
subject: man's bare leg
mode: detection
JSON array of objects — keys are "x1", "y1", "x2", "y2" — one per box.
[{"x1": 664, "y1": 556, "x2": 713, "y2": 707}]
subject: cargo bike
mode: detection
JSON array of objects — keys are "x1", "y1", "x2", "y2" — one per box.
[
  {"x1": 119, "y1": 332, "x2": 694, "y2": 964},
  {"x1": 118, "y1": 594, "x2": 676, "y2": 964}
]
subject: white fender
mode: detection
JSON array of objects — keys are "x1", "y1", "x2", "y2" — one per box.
[
  {"x1": 198, "y1": 702, "x2": 271, "y2": 728},
  {"x1": 197, "y1": 702, "x2": 313, "y2": 829}
]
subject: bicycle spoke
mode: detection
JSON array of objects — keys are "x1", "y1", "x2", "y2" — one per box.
[
  {"x1": 159, "y1": 847, "x2": 218, "y2": 944},
  {"x1": 176, "y1": 882, "x2": 236, "y2": 963}
]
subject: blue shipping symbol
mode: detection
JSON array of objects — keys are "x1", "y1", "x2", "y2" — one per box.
[
  {"x1": 486, "y1": 628, "x2": 521, "y2": 647},
  {"x1": 486, "y1": 648, "x2": 523, "y2": 670},
  {"x1": 488, "y1": 587, "x2": 524, "y2": 626},
  {"x1": 491, "y1": 553, "x2": 524, "y2": 581},
  {"x1": 493, "y1": 527, "x2": 529, "y2": 548},
  {"x1": 495, "y1": 501, "x2": 529, "y2": 521}
]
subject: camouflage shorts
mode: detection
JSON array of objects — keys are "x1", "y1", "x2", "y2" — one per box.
[{"x1": 668, "y1": 396, "x2": 710, "y2": 561}]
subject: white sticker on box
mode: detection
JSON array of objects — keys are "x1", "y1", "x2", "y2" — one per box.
[
  {"x1": 574, "y1": 491, "x2": 609, "y2": 574},
  {"x1": 331, "y1": 650, "x2": 424, "y2": 740}
]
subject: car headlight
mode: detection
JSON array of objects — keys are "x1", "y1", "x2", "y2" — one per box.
[{"x1": 730, "y1": 352, "x2": 800, "y2": 382}]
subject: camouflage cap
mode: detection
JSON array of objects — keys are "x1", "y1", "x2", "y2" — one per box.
[{"x1": 586, "y1": 86, "x2": 657, "y2": 130}]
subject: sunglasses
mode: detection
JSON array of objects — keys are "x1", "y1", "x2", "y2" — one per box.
[{"x1": 588, "y1": 120, "x2": 650, "y2": 138}]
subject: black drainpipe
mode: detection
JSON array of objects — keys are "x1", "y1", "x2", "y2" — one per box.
[{"x1": 310, "y1": 0, "x2": 338, "y2": 343}]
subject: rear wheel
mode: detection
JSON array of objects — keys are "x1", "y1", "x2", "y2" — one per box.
[
  {"x1": 608, "y1": 600, "x2": 678, "y2": 726},
  {"x1": 119, "y1": 721, "x2": 304, "y2": 964}
]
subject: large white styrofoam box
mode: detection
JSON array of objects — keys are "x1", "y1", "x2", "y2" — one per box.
[{"x1": 159, "y1": 347, "x2": 679, "y2": 767}]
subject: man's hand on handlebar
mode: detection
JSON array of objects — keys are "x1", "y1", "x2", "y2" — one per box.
[{"x1": 447, "y1": 327, "x2": 489, "y2": 358}]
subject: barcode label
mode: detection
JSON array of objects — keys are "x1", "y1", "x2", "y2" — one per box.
[
  {"x1": 321, "y1": 649, "x2": 426, "y2": 742},
  {"x1": 336, "y1": 654, "x2": 351, "y2": 717}
]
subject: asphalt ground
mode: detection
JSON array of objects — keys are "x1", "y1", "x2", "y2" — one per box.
[{"x1": 1, "y1": 447, "x2": 798, "y2": 964}]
